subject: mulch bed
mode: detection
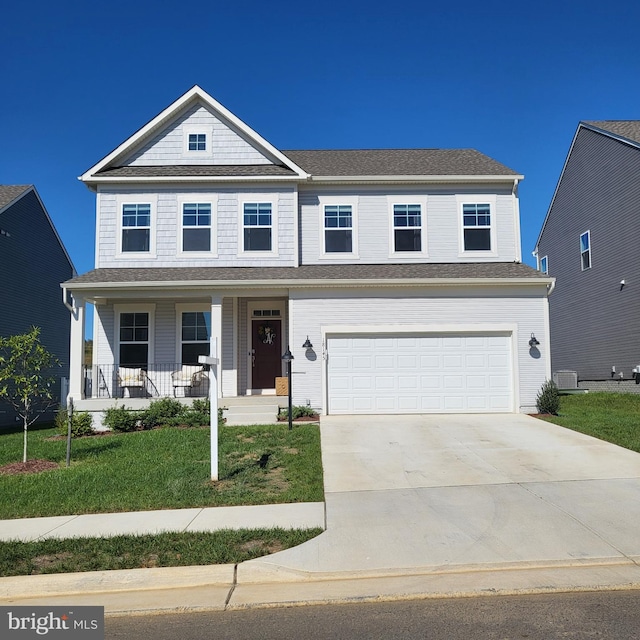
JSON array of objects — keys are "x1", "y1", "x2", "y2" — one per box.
[
  {"x1": 0, "y1": 459, "x2": 59, "y2": 476},
  {"x1": 277, "y1": 415, "x2": 319, "y2": 423}
]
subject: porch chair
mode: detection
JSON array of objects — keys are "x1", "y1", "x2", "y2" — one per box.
[
  {"x1": 171, "y1": 365, "x2": 206, "y2": 396},
  {"x1": 117, "y1": 367, "x2": 147, "y2": 397}
]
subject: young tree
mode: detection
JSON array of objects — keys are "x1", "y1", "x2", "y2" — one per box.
[{"x1": 0, "y1": 327, "x2": 60, "y2": 462}]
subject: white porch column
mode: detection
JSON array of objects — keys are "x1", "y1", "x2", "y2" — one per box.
[
  {"x1": 68, "y1": 295, "x2": 86, "y2": 401},
  {"x1": 211, "y1": 296, "x2": 222, "y2": 399}
]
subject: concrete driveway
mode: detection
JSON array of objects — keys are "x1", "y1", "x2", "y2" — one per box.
[{"x1": 243, "y1": 413, "x2": 640, "y2": 580}]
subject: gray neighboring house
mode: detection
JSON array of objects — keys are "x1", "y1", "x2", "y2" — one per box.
[
  {"x1": 0, "y1": 185, "x2": 76, "y2": 426},
  {"x1": 535, "y1": 121, "x2": 640, "y2": 390}
]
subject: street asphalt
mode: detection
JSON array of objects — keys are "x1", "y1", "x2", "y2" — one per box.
[{"x1": 1, "y1": 413, "x2": 640, "y2": 614}]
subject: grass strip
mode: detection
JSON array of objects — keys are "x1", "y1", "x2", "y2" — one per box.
[
  {"x1": 0, "y1": 528, "x2": 323, "y2": 577},
  {"x1": 0, "y1": 423, "x2": 323, "y2": 518},
  {"x1": 539, "y1": 392, "x2": 640, "y2": 453}
]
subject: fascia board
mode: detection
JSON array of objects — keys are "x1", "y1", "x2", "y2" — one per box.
[
  {"x1": 83, "y1": 175, "x2": 302, "y2": 186},
  {"x1": 308, "y1": 174, "x2": 524, "y2": 184},
  {"x1": 79, "y1": 85, "x2": 310, "y2": 182},
  {"x1": 63, "y1": 276, "x2": 554, "y2": 292}
]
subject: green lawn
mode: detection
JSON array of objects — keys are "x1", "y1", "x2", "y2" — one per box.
[
  {"x1": 0, "y1": 423, "x2": 324, "y2": 518},
  {"x1": 539, "y1": 392, "x2": 640, "y2": 453}
]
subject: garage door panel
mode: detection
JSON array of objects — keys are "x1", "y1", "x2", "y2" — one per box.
[{"x1": 327, "y1": 333, "x2": 513, "y2": 414}]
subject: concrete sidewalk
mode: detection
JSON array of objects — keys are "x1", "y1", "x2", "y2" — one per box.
[{"x1": 2, "y1": 414, "x2": 640, "y2": 614}]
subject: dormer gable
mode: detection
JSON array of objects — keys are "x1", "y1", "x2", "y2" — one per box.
[{"x1": 80, "y1": 85, "x2": 308, "y2": 188}]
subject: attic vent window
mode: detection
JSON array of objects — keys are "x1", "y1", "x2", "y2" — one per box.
[{"x1": 188, "y1": 133, "x2": 206, "y2": 151}]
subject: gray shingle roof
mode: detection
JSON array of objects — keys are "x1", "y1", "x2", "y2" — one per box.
[
  {"x1": 65, "y1": 262, "x2": 543, "y2": 287},
  {"x1": 583, "y1": 121, "x2": 640, "y2": 145},
  {"x1": 0, "y1": 185, "x2": 31, "y2": 211},
  {"x1": 283, "y1": 149, "x2": 520, "y2": 177},
  {"x1": 95, "y1": 165, "x2": 297, "y2": 178}
]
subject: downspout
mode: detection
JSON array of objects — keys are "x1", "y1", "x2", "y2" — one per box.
[{"x1": 62, "y1": 286, "x2": 74, "y2": 312}]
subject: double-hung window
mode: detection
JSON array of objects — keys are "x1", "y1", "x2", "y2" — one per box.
[
  {"x1": 243, "y1": 202, "x2": 272, "y2": 252},
  {"x1": 393, "y1": 204, "x2": 422, "y2": 252},
  {"x1": 462, "y1": 203, "x2": 492, "y2": 251},
  {"x1": 181, "y1": 311, "x2": 211, "y2": 364},
  {"x1": 539, "y1": 255, "x2": 548, "y2": 274},
  {"x1": 182, "y1": 203, "x2": 211, "y2": 252},
  {"x1": 580, "y1": 231, "x2": 591, "y2": 270},
  {"x1": 119, "y1": 312, "x2": 149, "y2": 367},
  {"x1": 122, "y1": 203, "x2": 151, "y2": 252},
  {"x1": 324, "y1": 205, "x2": 353, "y2": 253}
]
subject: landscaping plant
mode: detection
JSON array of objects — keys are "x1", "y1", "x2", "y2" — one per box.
[{"x1": 536, "y1": 379, "x2": 561, "y2": 415}]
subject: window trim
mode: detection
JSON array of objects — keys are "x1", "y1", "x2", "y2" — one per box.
[
  {"x1": 114, "y1": 304, "x2": 155, "y2": 367},
  {"x1": 177, "y1": 194, "x2": 218, "y2": 258},
  {"x1": 457, "y1": 195, "x2": 497, "y2": 257},
  {"x1": 539, "y1": 255, "x2": 548, "y2": 274},
  {"x1": 238, "y1": 195, "x2": 278, "y2": 257},
  {"x1": 388, "y1": 196, "x2": 428, "y2": 258},
  {"x1": 116, "y1": 194, "x2": 157, "y2": 259},
  {"x1": 319, "y1": 195, "x2": 359, "y2": 259},
  {"x1": 182, "y1": 124, "x2": 213, "y2": 157},
  {"x1": 580, "y1": 230, "x2": 591, "y2": 270},
  {"x1": 175, "y1": 303, "x2": 211, "y2": 366}
]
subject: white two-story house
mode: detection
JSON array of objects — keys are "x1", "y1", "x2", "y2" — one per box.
[{"x1": 63, "y1": 85, "x2": 553, "y2": 416}]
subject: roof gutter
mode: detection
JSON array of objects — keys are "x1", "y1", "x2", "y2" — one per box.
[{"x1": 307, "y1": 174, "x2": 524, "y2": 184}]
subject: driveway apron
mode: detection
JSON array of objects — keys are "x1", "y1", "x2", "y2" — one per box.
[{"x1": 245, "y1": 414, "x2": 640, "y2": 577}]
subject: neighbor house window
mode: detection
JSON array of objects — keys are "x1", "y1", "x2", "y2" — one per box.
[
  {"x1": 324, "y1": 205, "x2": 353, "y2": 253},
  {"x1": 188, "y1": 133, "x2": 206, "y2": 151},
  {"x1": 580, "y1": 231, "x2": 591, "y2": 270},
  {"x1": 119, "y1": 313, "x2": 149, "y2": 367},
  {"x1": 182, "y1": 203, "x2": 211, "y2": 252},
  {"x1": 181, "y1": 311, "x2": 211, "y2": 364},
  {"x1": 462, "y1": 203, "x2": 491, "y2": 251},
  {"x1": 243, "y1": 202, "x2": 272, "y2": 252},
  {"x1": 122, "y1": 203, "x2": 151, "y2": 252},
  {"x1": 393, "y1": 204, "x2": 422, "y2": 252},
  {"x1": 539, "y1": 255, "x2": 548, "y2": 274}
]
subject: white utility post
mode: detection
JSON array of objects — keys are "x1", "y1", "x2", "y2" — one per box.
[{"x1": 199, "y1": 339, "x2": 219, "y2": 481}]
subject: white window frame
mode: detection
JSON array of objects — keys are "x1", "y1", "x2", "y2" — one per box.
[
  {"x1": 114, "y1": 304, "x2": 156, "y2": 367},
  {"x1": 238, "y1": 195, "x2": 278, "y2": 257},
  {"x1": 175, "y1": 303, "x2": 211, "y2": 366},
  {"x1": 539, "y1": 255, "x2": 548, "y2": 274},
  {"x1": 580, "y1": 231, "x2": 591, "y2": 270},
  {"x1": 182, "y1": 124, "x2": 214, "y2": 157},
  {"x1": 388, "y1": 196, "x2": 428, "y2": 258},
  {"x1": 457, "y1": 195, "x2": 497, "y2": 257},
  {"x1": 177, "y1": 194, "x2": 218, "y2": 258},
  {"x1": 319, "y1": 195, "x2": 359, "y2": 259},
  {"x1": 116, "y1": 193, "x2": 157, "y2": 259}
]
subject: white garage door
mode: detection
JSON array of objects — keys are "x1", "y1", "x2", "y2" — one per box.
[{"x1": 327, "y1": 333, "x2": 513, "y2": 414}]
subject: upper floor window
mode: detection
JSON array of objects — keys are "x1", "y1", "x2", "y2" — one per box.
[
  {"x1": 539, "y1": 255, "x2": 548, "y2": 274},
  {"x1": 122, "y1": 203, "x2": 150, "y2": 252},
  {"x1": 393, "y1": 204, "x2": 422, "y2": 252},
  {"x1": 580, "y1": 231, "x2": 591, "y2": 270},
  {"x1": 188, "y1": 133, "x2": 206, "y2": 151},
  {"x1": 462, "y1": 203, "x2": 491, "y2": 251},
  {"x1": 324, "y1": 205, "x2": 353, "y2": 253},
  {"x1": 182, "y1": 203, "x2": 211, "y2": 252},
  {"x1": 244, "y1": 203, "x2": 272, "y2": 252}
]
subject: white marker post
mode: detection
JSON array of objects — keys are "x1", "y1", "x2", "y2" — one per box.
[{"x1": 199, "y1": 340, "x2": 219, "y2": 481}]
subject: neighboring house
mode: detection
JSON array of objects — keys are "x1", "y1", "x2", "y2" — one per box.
[
  {"x1": 535, "y1": 120, "x2": 640, "y2": 391},
  {"x1": 63, "y1": 86, "x2": 552, "y2": 415},
  {"x1": 0, "y1": 185, "x2": 75, "y2": 426}
]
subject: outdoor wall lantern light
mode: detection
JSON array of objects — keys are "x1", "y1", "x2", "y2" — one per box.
[
  {"x1": 302, "y1": 336, "x2": 313, "y2": 350},
  {"x1": 282, "y1": 346, "x2": 294, "y2": 430},
  {"x1": 528, "y1": 333, "x2": 540, "y2": 348}
]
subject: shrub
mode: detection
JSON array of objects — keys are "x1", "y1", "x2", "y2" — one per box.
[
  {"x1": 103, "y1": 405, "x2": 140, "y2": 432},
  {"x1": 55, "y1": 409, "x2": 94, "y2": 438},
  {"x1": 141, "y1": 397, "x2": 184, "y2": 428},
  {"x1": 536, "y1": 379, "x2": 560, "y2": 415},
  {"x1": 280, "y1": 405, "x2": 318, "y2": 420}
]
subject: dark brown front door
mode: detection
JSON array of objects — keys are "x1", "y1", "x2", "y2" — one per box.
[{"x1": 251, "y1": 319, "x2": 282, "y2": 389}]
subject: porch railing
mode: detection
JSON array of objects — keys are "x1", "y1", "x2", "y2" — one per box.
[{"x1": 83, "y1": 364, "x2": 210, "y2": 399}]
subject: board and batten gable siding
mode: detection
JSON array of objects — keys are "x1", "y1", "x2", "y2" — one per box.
[
  {"x1": 538, "y1": 126, "x2": 640, "y2": 380},
  {"x1": 96, "y1": 186, "x2": 297, "y2": 268},
  {"x1": 289, "y1": 286, "x2": 550, "y2": 413},
  {"x1": 123, "y1": 104, "x2": 275, "y2": 167},
  {"x1": 0, "y1": 190, "x2": 73, "y2": 425},
  {"x1": 298, "y1": 185, "x2": 519, "y2": 264}
]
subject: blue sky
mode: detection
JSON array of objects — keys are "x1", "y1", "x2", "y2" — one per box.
[{"x1": 2, "y1": 0, "x2": 640, "y2": 280}]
